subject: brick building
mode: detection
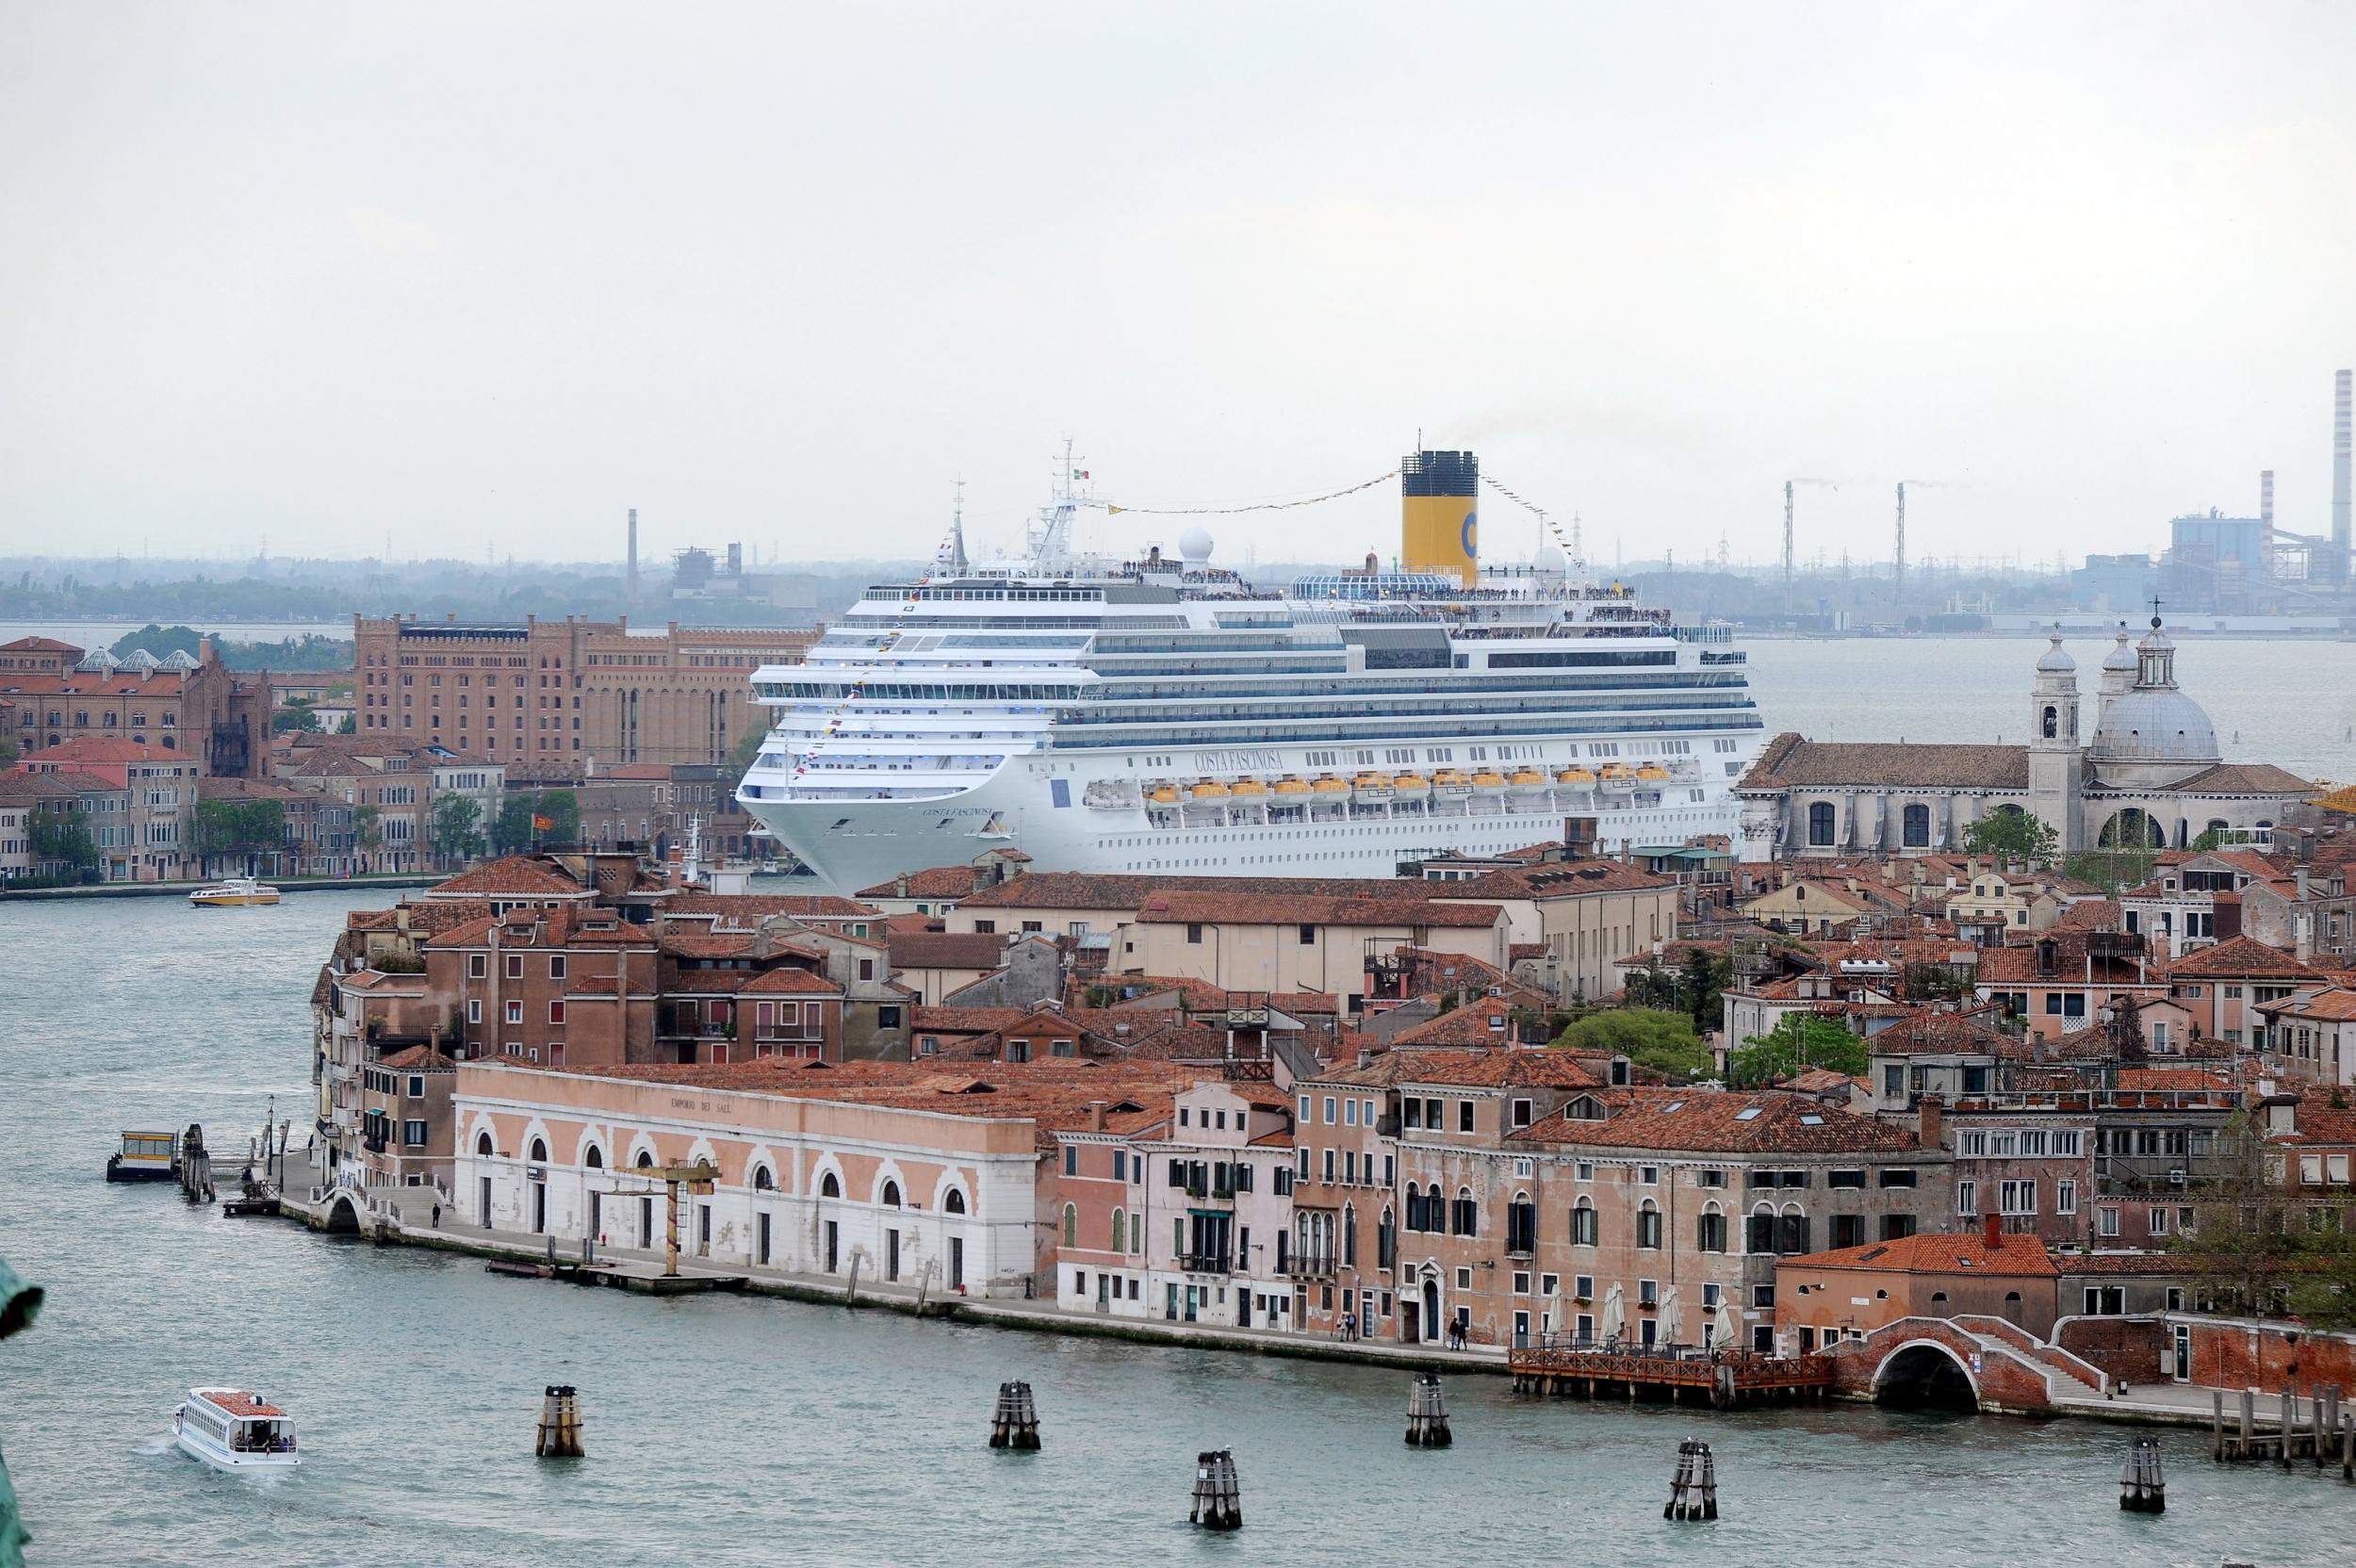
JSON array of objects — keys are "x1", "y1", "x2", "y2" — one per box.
[
  {"x1": 0, "y1": 634, "x2": 270, "y2": 777},
  {"x1": 352, "y1": 614, "x2": 818, "y2": 771}
]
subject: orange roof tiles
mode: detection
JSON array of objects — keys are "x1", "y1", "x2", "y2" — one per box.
[
  {"x1": 427, "y1": 856, "x2": 591, "y2": 898},
  {"x1": 1786, "y1": 1230, "x2": 2057, "y2": 1277},
  {"x1": 1516, "y1": 1087, "x2": 1926, "y2": 1154},
  {"x1": 2167, "y1": 935, "x2": 2329, "y2": 980}
]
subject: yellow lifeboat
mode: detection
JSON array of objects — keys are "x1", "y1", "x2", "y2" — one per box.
[
  {"x1": 1351, "y1": 770, "x2": 1393, "y2": 803},
  {"x1": 1598, "y1": 763, "x2": 1634, "y2": 788},
  {"x1": 1148, "y1": 782, "x2": 1179, "y2": 805},
  {"x1": 1556, "y1": 766, "x2": 1596, "y2": 789},
  {"x1": 1636, "y1": 762, "x2": 1672, "y2": 782},
  {"x1": 1471, "y1": 770, "x2": 1509, "y2": 794},
  {"x1": 1272, "y1": 776, "x2": 1312, "y2": 796},
  {"x1": 1311, "y1": 775, "x2": 1350, "y2": 795},
  {"x1": 1432, "y1": 767, "x2": 1472, "y2": 794},
  {"x1": 1229, "y1": 777, "x2": 1269, "y2": 799},
  {"x1": 1186, "y1": 777, "x2": 1232, "y2": 800},
  {"x1": 1508, "y1": 767, "x2": 1548, "y2": 792},
  {"x1": 1391, "y1": 772, "x2": 1430, "y2": 794}
]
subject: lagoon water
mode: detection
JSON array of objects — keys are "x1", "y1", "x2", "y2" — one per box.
[{"x1": 5, "y1": 892, "x2": 2355, "y2": 1566}]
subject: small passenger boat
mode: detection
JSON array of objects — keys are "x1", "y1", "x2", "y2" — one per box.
[
  {"x1": 188, "y1": 876, "x2": 281, "y2": 907},
  {"x1": 106, "y1": 1130, "x2": 179, "y2": 1183},
  {"x1": 174, "y1": 1388, "x2": 300, "y2": 1471}
]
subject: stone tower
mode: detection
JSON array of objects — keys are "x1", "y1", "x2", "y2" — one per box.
[{"x1": 2027, "y1": 633, "x2": 2083, "y2": 854}]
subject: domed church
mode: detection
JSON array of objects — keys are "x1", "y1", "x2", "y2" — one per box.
[{"x1": 1736, "y1": 618, "x2": 2312, "y2": 861}]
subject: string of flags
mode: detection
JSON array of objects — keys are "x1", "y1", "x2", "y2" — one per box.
[
  {"x1": 1483, "y1": 474, "x2": 1585, "y2": 564},
  {"x1": 1102, "y1": 469, "x2": 1399, "y2": 515}
]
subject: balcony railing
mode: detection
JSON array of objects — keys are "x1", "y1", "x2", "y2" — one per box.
[
  {"x1": 1285, "y1": 1252, "x2": 1337, "y2": 1279},
  {"x1": 1178, "y1": 1251, "x2": 1232, "y2": 1274},
  {"x1": 1376, "y1": 1114, "x2": 1401, "y2": 1136}
]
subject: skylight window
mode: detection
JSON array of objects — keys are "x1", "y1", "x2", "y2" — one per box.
[
  {"x1": 1734, "y1": 1107, "x2": 1763, "y2": 1121},
  {"x1": 1662, "y1": 1101, "x2": 1685, "y2": 1114},
  {"x1": 1800, "y1": 1114, "x2": 1825, "y2": 1126}
]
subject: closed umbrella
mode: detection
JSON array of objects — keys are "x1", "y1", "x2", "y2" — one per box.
[
  {"x1": 1657, "y1": 1283, "x2": 1682, "y2": 1348},
  {"x1": 1598, "y1": 1282, "x2": 1625, "y2": 1346},
  {"x1": 1712, "y1": 1296, "x2": 1739, "y2": 1350}
]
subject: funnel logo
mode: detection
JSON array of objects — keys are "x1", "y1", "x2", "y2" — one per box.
[{"x1": 1461, "y1": 510, "x2": 1478, "y2": 560}]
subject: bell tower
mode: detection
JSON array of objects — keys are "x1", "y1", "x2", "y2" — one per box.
[{"x1": 2027, "y1": 633, "x2": 2082, "y2": 854}]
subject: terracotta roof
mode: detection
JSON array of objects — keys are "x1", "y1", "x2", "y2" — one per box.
[
  {"x1": 19, "y1": 736, "x2": 180, "y2": 765},
  {"x1": 0, "y1": 769, "x2": 123, "y2": 801},
  {"x1": 856, "y1": 865, "x2": 990, "y2": 899},
  {"x1": 377, "y1": 1045, "x2": 457, "y2": 1070},
  {"x1": 423, "y1": 906, "x2": 654, "y2": 951},
  {"x1": 2166, "y1": 761, "x2": 2313, "y2": 795},
  {"x1": 913, "y1": 1005, "x2": 1037, "y2": 1036},
  {"x1": 1515, "y1": 1087, "x2": 1927, "y2": 1154},
  {"x1": 2167, "y1": 935, "x2": 2328, "y2": 980},
  {"x1": 1865, "y1": 1011, "x2": 2009, "y2": 1056},
  {"x1": 1390, "y1": 999, "x2": 1536, "y2": 1048},
  {"x1": 1432, "y1": 859, "x2": 1676, "y2": 899},
  {"x1": 888, "y1": 931, "x2": 1008, "y2": 970},
  {"x1": 1137, "y1": 890, "x2": 1500, "y2": 928},
  {"x1": 2052, "y1": 1251, "x2": 2187, "y2": 1276},
  {"x1": 740, "y1": 967, "x2": 841, "y2": 996},
  {"x1": 1312, "y1": 1047, "x2": 1604, "y2": 1091},
  {"x1": 0, "y1": 636, "x2": 81, "y2": 653},
  {"x1": 427, "y1": 857, "x2": 589, "y2": 898},
  {"x1": 957, "y1": 872, "x2": 1422, "y2": 910},
  {"x1": 2262, "y1": 987, "x2": 2356, "y2": 1023},
  {"x1": 2054, "y1": 900, "x2": 2124, "y2": 931},
  {"x1": 1786, "y1": 1231, "x2": 2056, "y2": 1277},
  {"x1": 1740, "y1": 732, "x2": 2034, "y2": 792},
  {"x1": 662, "y1": 891, "x2": 877, "y2": 921}
]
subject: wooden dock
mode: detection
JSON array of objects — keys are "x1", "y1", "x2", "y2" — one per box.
[
  {"x1": 1507, "y1": 1343, "x2": 1834, "y2": 1409},
  {"x1": 2211, "y1": 1385, "x2": 2356, "y2": 1478}
]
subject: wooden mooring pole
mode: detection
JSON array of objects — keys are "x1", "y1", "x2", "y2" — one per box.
[
  {"x1": 1190, "y1": 1449, "x2": 1242, "y2": 1530},
  {"x1": 2119, "y1": 1434, "x2": 2164, "y2": 1513},
  {"x1": 988, "y1": 1380, "x2": 1039, "y2": 1450},
  {"x1": 1664, "y1": 1440, "x2": 1718, "y2": 1521},
  {"x1": 1406, "y1": 1372, "x2": 1452, "y2": 1448},
  {"x1": 534, "y1": 1384, "x2": 583, "y2": 1459}
]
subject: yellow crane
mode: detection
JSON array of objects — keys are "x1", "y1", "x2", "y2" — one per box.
[{"x1": 609, "y1": 1161, "x2": 719, "y2": 1278}]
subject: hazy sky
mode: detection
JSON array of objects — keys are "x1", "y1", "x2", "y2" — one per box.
[{"x1": 5, "y1": 3, "x2": 2354, "y2": 570}]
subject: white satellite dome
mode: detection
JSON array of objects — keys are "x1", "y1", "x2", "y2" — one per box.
[{"x1": 1179, "y1": 526, "x2": 1214, "y2": 564}]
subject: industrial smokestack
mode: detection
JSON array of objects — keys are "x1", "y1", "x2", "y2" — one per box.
[
  {"x1": 1782, "y1": 481, "x2": 1794, "y2": 612},
  {"x1": 1893, "y1": 482, "x2": 1906, "y2": 602},
  {"x1": 627, "y1": 507, "x2": 639, "y2": 610},
  {"x1": 1401, "y1": 449, "x2": 1479, "y2": 587},
  {"x1": 2335, "y1": 370, "x2": 2351, "y2": 585},
  {"x1": 2260, "y1": 468, "x2": 2275, "y2": 567}
]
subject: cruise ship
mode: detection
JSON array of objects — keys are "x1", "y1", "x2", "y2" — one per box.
[{"x1": 738, "y1": 450, "x2": 1764, "y2": 892}]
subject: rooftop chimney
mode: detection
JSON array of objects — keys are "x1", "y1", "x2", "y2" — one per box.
[
  {"x1": 627, "y1": 508, "x2": 640, "y2": 610},
  {"x1": 1982, "y1": 1209, "x2": 2003, "y2": 1251},
  {"x1": 1088, "y1": 1100, "x2": 1105, "y2": 1133},
  {"x1": 2260, "y1": 468, "x2": 2275, "y2": 565},
  {"x1": 1917, "y1": 1094, "x2": 1944, "y2": 1149}
]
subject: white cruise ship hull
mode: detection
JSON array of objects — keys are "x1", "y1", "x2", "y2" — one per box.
[{"x1": 745, "y1": 753, "x2": 1742, "y2": 893}]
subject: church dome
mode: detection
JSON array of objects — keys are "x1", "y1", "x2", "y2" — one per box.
[
  {"x1": 2089, "y1": 687, "x2": 2218, "y2": 765},
  {"x1": 2036, "y1": 634, "x2": 2075, "y2": 674}
]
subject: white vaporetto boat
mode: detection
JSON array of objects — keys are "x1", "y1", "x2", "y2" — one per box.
[
  {"x1": 173, "y1": 1387, "x2": 300, "y2": 1470},
  {"x1": 188, "y1": 876, "x2": 281, "y2": 907}
]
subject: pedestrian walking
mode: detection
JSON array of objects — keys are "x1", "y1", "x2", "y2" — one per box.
[{"x1": 432, "y1": 1202, "x2": 442, "y2": 1229}]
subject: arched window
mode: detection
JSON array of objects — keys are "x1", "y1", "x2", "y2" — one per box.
[
  {"x1": 1062, "y1": 1203, "x2": 1077, "y2": 1246},
  {"x1": 1636, "y1": 1199, "x2": 1662, "y2": 1250},
  {"x1": 528, "y1": 1136, "x2": 548, "y2": 1165},
  {"x1": 944, "y1": 1189, "x2": 967, "y2": 1216},
  {"x1": 1452, "y1": 1186, "x2": 1477, "y2": 1237},
  {"x1": 634, "y1": 1149, "x2": 654, "y2": 1169},
  {"x1": 1902, "y1": 803, "x2": 1930, "y2": 848},
  {"x1": 1571, "y1": 1197, "x2": 1597, "y2": 1246},
  {"x1": 1506, "y1": 1192, "x2": 1536, "y2": 1253},
  {"x1": 2040, "y1": 704, "x2": 2057, "y2": 739},
  {"x1": 1342, "y1": 1203, "x2": 1358, "y2": 1267},
  {"x1": 820, "y1": 1170, "x2": 841, "y2": 1199},
  {"x1": 1378, "y1": 1206, "x2": 1397, "y2": 1269},
  {"x1": 1808, "y1": 801, "x2": 1836, "y2": 846},
  {"x1": 881, "y1": 1180, "x2": 902, "y2": 1209},
  {"x1": 475, "y1": 1131, "x2": 493, "y2": 1157},
  {"x1": 1110, "y1": 1207, "x2": 1125, "y2": 1252},
  {"x1": 1695, "y1": 1201, "x2": 1726, "y2": 1253},
  {"x1": 584, "y1": 1146, "x2": 603, "y2": 1169},
  {"x1": 1404, "y1": 1182, "x2": 1422, "y2": 1232},
  {"x1": 752, "y1": 1164, "x2": 774, "y2": 1191}
]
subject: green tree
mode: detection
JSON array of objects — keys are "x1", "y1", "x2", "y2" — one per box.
[
  {"x1": 430, "y1": 793, "x2": 484, "y2": 868},
  {"x1": 722, "y1": 727, "x2": 767, "y2": 800},
  {"x1": 1553, "y1": 1008, "x2": 1711, "y2": 1079},
  {"x1": 492, "y1": 795, "x2": 538, "y2": 855},
  {"x1": 192, "y1": 797, "x2": 284, "y2": 870},
  {"x1": 270, "y1": 700, "x2": 318, "y2": 734},
  {"x1": 534, "y1": 789, "x2": 579, "y2": 845},
  {"x1": 1962, "y1": 808, "x2": 2059, "y2": 866},
  {"x1": 2189, "y1": 825, "x2": 2254, "y2": 852},
  {"x1": 2170, "y1": 1111, "x2": 2310, "y2": 1317},
  {"x1": 26, "y1": 806, "x2": 98, "y2": 876},
  {"x1": 1727, "y1": 1014, "x2": 1866, "y2": 1087},
  {"x1": 2066, "y1": 847, "x2": 2158, "y2": 895},
  {"x1": 354, "y1": 803, "x2": 384, "y2": 867}
]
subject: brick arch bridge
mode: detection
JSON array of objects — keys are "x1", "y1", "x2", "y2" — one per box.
[{"x1": 1824, "y1": 1315, "x2": 2110, "y2": 1415}]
